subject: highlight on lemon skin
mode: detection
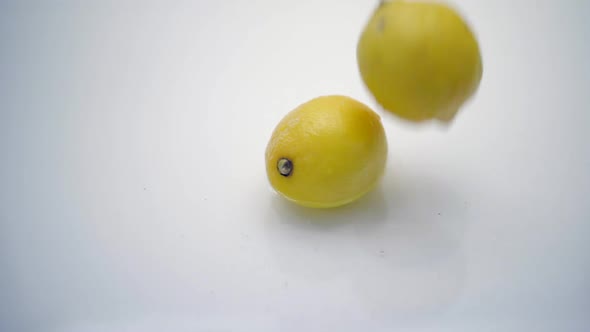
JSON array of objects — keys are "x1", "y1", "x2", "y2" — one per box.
[
  {"x1": 265, "y1": 95, "x2": 388, "y2": 208},
  {"x1": 357, "y1": 0, "x2": 483, "y2": 123}
]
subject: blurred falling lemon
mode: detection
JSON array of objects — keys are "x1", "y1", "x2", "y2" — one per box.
[
  {"x1": 265, "y1": 95, "x2": 387, "y2": 208},
  {"x1": 357, "y1": 0, "x2": 483, "y2": 122}
]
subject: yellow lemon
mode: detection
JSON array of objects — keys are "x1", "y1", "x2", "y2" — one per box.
[
  {"x1": 357, "y1": 0, "x2": 483, "y2": 122},
  {"x1": 265, "y1": 95, "x2": 388, "y2": 208}
]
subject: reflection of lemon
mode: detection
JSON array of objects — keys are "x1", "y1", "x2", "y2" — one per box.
[
  {"x1": 357, "y1": 0, "x2": 483, "y2": 122},
  {"x1": 265, "y1": 95, "x2": 388, "y2": 208}
]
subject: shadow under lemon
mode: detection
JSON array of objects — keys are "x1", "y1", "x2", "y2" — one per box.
[
  {"x1": 264, "y1": 164, "x2": 472, "y2": 319},
  {"x1": 269, "y1": 181, "x2": 389, "y2": 231}
]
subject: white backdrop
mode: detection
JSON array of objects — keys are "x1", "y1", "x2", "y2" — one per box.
[{"x1": 1, "y1": 1, "x2": 589, "y2": 331}]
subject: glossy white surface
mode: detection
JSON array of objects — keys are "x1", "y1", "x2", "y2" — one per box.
[{"x1": 1, "y1": 1, "x2": 589, "y2": 331}]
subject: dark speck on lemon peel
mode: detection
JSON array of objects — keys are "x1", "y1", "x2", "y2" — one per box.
[
  {"x1": 277, "y1": 158, "x2": 293, "y2": 177},
  {"x1": 377, "y1": 17, "x2": 386, "y2": 33}
]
